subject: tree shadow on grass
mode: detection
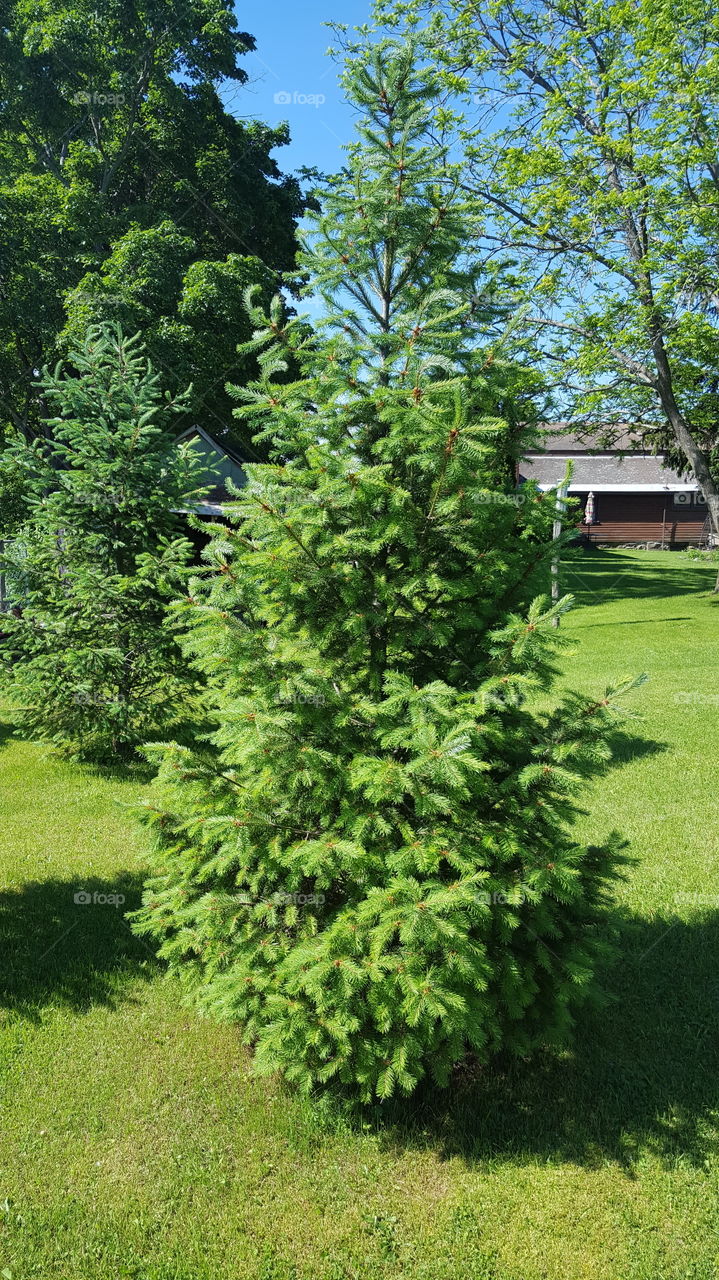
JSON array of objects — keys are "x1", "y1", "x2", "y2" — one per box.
[
  {"x1": 367, "y1": 908, "x2": 719, "y2": 1172},
  {"x1": 575, "y1": 615, "x2": 694, "y2": 629},
  {"x1": 562, "y1": 547, "x2": 717, "y2": 606},
  {"x1": 83, "y1": 758, "x2": 156, "y2": 785},
  {"x1": 0, "y1": 871, "x2": 157, "y2": 1022},
  {"x1": 0, "y1": 712, "x2": 158, "y2": 780},
  {"x1": 605, "y1": 729, "x2": 668, "y2": 766}
]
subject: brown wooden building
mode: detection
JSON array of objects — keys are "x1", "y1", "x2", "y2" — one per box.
[{"x1": 519, "y1": 431, "x2": 709, "y2": 546}]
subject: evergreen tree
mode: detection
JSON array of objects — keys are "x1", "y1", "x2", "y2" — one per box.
[
  {"x1": 132, "y1": 44, "x2": 640, "y2": 1100},
  {"x1": 0, "y1": 325, "x2": 207, "y2": 761}
]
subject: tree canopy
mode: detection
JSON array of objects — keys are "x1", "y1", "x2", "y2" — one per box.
[
  {"x1": 375, "y1": 0, "x2": 719, "y2": 543},
  {"x1": 0, "y1": 0, "x2": 306, "y2": 444},
  {"x1": 132, "y1": 42, "x2": 635, "y2": 1101}
]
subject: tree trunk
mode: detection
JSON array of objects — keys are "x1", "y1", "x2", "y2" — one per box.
[{"x1": 649, "y1": 324, "x2": 719, "y2": 588}]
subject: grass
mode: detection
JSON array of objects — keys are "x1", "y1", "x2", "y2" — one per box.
[{"x1": 1, "y1": 547, "x2": 719, "y2": 1280}]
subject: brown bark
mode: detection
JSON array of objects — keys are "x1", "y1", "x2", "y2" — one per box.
[{"x1": 647, "y1": 321, "x2": 719, "y2": 586}]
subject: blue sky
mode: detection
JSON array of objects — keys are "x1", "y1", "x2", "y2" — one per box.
[{"x1": 224, "y1": 1, "x2": 375, "y2": 178}]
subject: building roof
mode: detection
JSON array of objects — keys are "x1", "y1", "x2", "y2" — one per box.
[
  {"x1": 174, "y1": 425, "x2": 248, "y2": 513},
  {"x1": 520, "y1": 429, "x2": 698, "y2": 492},
  {"x1": 174, "y1": 424, "x2": 249, "y2": 469},
  {"x1": 530, "y1": 426, "x2": 647, "y2": 454}
]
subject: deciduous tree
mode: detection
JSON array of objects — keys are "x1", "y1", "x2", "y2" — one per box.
[
  {"x1": 0, "y1": 0, "x2": 305, "y2": 441},
  {"x1": 375, "y1": 0, "x2": 719, "y2": 551}
]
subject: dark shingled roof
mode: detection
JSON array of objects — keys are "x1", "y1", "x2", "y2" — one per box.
[
  {"x1": 532, "y1": 430, "x2": 646, "y2": 454},
  {"x1": 520, "y1": 430, "x2": 697, "y2": 491}
]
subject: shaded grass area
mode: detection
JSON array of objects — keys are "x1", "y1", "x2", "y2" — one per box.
[
  {"x1": 1, "y1": 549, "x2": 719, "y2": 1279},
  {"x1": 563, "y1": 544, "x2": 716, "y2": 604},
  {"x1": 0, "y1": 871, "x2": 154, "y2": 1021},
  {"x1": 378, "y1": 908, "x2": 719, "y2": 1170}
]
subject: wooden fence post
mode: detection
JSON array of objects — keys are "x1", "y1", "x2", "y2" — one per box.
[{"x1": 551, "y1": 474, "x2": 571, "y2": 627}]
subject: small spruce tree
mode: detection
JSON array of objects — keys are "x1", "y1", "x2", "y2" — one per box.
[
  {"x1": 0, "y1": 325, "x2": 207, "y2": 760},
  {"x1": 132, "y1": 44, "x2": 640, "y2": 1099}
]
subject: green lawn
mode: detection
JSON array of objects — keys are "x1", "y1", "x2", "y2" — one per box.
[{"x1": 1, "y1": 548, "x2": 718, "y2": 1280}]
